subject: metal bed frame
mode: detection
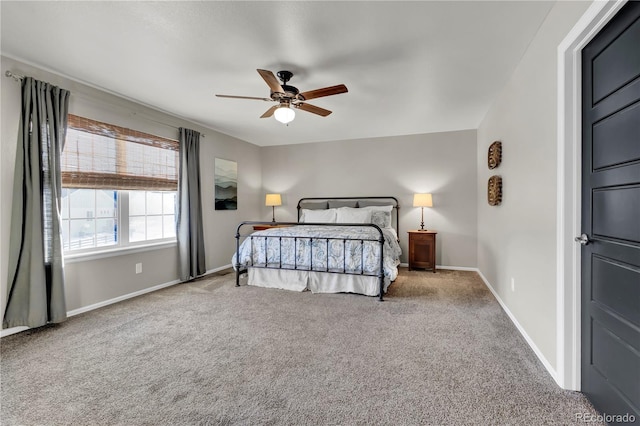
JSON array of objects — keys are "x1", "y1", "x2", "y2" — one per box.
[{"x1": 234, "y1": 196, "x2": 400, "y2": 301}]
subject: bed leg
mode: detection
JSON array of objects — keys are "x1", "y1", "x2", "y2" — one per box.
[
  {"x1": 235, "y1": 228, "x2": 241, "y2": 287},
  {"x1": 378, "y1": 235, "x2": 385, "y2": 301}
]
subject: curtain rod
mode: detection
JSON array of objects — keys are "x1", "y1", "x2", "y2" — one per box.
[
  {"x1": 5, "y1": 71, "x2": 24, "y2": 81},
  {"x1": 5, "y1": 70, "x2": 204, "y2": 138},
  {"x1": 129, "y1": 112, "x2": 204, "y2": 137},
  {"x1": 130, "y1": 112, "x2": 205, "y2": 138}
]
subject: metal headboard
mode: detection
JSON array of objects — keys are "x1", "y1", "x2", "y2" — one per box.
[{"x1": 296, "y1": 196, "x2": 400, "y2": 236}]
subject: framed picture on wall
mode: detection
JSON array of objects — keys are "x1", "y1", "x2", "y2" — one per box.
[{"x1": 214, "y1": 158, "x2": 237, "y2": 210}]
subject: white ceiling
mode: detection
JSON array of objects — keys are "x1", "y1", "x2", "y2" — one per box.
[{"x1": 1, "y1": 1, "x2": 554, "y2": 147}]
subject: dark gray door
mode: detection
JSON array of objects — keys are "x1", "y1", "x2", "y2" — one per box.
[{"x1": 581, "y1": 1, "x2": 640, "y2": 423}]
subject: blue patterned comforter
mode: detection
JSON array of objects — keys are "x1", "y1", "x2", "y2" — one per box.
[{"x1": 233, "y1": 225, "x2": 402, "y2": 278}]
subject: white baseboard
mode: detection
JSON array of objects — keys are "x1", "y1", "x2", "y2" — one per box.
[
  {"x1": 399, "y1": 263, "x2": 477, "y2": 271},
  {"x1": 398, "y1": 264, "x2": 560, "y2": 384},
  {"x1": 436, "y1": 265, "x2": 478, "y2": 271},
  {"x1": 205, "y1": 263, "x2": 233, "y2": 275},
  {"x1": 2, "y1": 279, "x2": 181, "y2": 338},
  {"x1": 67, "y1": 279, "x2": 182, "y2": 318},
  {"x1": 1, "y1": 326, "x2": 29, "y2": 338},
  {"x1": 1, "y1": 264, "x2": 235, "y2": 339},
  {"x1": 475, "y1": 269, "x2": 560, "y2": 386}
]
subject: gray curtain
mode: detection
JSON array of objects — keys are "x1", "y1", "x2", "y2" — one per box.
[
  {"x1": 4, "y1": 77, "x2": 70, "y2": 329},
  {"x1": 177, "y1": 128, "x2": 206, "y2": 281}
]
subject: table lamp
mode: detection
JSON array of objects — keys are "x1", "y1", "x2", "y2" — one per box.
[
  {"x1": 265, "y1": 194, "x2": 282, "y2": 222},
  {"x1": 413, "y1": 193, "x2": 433, "y2": 231}
]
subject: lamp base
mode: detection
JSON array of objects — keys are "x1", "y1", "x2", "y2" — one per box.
[{"x1": 418, "y1": 229, "x2": 428, "y2": 231}]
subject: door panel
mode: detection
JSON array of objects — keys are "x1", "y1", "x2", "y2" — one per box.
[
  {"x1": 592, "y1": 103, "x2": 640, "y2": 170},
  {"x1": 592, "y1": 15, "x2": 640, "y2": 104},
  {"x1": 591, "y1": 78, "x2": 640, "y2": 123},
  {"x1": 581, "y1": 1, "x2": 640, "y2": 422},
  {"x1": 592, "y1": 186, "x2": 640, "y2": 242},
  {"x1": 591, "y1": 322, "x2": 640, "y2": 405},
  {"x1": 591, "y1": 255, "x2": 640, "y2": 326}
]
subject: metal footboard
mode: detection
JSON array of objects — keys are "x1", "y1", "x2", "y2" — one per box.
[{"x1": 235, "y1": 221, "x2": 386, "y2": 301}]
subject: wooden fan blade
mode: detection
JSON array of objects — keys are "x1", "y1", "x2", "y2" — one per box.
[
  {"x1": 300, "y1": 84, "x2": 348, "y2": 101},
  {"x1": 260, "y1": 105, "x2": 279, "y2": 118},
  {"x1": 216, "y1": 94, "x2": 273, "y2": 101},
  {"x1": 296, "y1": 103, "x2": 332, "y2": 117},
  {"x1": 257, "y1": 69, "x2": 285, "y2": 94}
]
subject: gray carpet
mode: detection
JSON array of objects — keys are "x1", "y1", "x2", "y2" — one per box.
[{"x1": 1, "y1": 269, "x2": 603, "y2": 425}]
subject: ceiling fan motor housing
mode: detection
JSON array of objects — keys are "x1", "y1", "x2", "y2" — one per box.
[
  {"x1": 282, "y1": 85, "x2": 299, "y2": 95},
  {"x1": 277, "y1": 70, "x2": 294, "y2": 84},
  {"x1": 271, "y1": 71, "x2": 302, "y2": 101}
]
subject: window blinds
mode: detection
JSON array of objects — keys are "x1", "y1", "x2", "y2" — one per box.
[{"x1": 62, "y1": 115, "x2": 179, "y2": 191}]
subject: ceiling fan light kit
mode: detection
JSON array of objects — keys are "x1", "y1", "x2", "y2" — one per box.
[
  {"x1": 274, "y1": 104, "x2": 295, "y2": 124},
  {"x1": 216, "y1": 69, "x2": 348, "y2": 124}
]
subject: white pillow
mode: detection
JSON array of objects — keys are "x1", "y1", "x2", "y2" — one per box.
[
  {"x1": 301, "y1": 208, "x2": 337, "y2": 223},
  {"x1": 336, "y1": 207, "x2": 372, "y2": 224},
  {"x1": 299, "y1": 208, "x2": 313, "y2": 222}
]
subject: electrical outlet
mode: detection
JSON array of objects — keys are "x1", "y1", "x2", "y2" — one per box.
[
  {"x1": 511, "y1": 277, "x2": 515, "y2": 292},
  {"x1": 136, "y1": 263, "x2": 142, "y2": 274}
]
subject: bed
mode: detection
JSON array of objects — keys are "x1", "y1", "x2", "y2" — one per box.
[{"x1": 233, "y1": 196, "x2": 402, "y2": 301}]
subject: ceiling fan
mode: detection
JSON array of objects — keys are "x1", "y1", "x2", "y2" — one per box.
[{"x1": 216, "y1": 69, "x2": 348, "y2": 124}]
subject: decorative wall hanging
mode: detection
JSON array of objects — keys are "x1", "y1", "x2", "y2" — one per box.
[
  {"x1": 488, "y1": 175, "x2": 502, "y2": 206},
  {"x1": 488, "y1": 141, "x2": 502, "y2": 169},
  {"x1": 214, "y1": 158, "x2": 238, "y2": 210}
]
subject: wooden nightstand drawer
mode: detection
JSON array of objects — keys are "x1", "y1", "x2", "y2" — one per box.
[
  {"x1": 408, "y1": 230, "x2": 437, "y2": 272},
  {"x1": 253, "y1": 224, "x2": 291, "y2": 231},
  {"x1": 410, "y1": 232, "x2": 433, "y2": 241}
]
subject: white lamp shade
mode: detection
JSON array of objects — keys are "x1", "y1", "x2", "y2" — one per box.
[
  {"x1": 274, "y1": 106, "x2": 295, "y2": 124},
  {"x1": 413, "y1": 193, "x2": 433, "y2": 207},
  {"x1": 265, "y1": 193, "x2": 282, "y2": 206}
]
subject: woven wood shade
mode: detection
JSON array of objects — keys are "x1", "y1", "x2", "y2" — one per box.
[{"x1": 62, "y1": 115, "x2": 179, "y2": 191}]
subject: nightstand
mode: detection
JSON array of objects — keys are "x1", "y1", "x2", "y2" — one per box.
[{"x1": 408, "y1": 230, "x2": 437, "y2": 272}]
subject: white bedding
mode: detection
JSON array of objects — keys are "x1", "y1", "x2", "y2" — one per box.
[
  {"x1": 234, "y1": 224, "x2": 401, "y2": 296},
  {"x1": 248, "y1": 268, "x2": 392, "y2": 296}
]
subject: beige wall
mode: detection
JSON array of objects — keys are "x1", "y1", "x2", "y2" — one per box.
[
  {"x1": 261, "y1": 130, "x2": 478, "y2": 267},
  {"x1": 1, "y1": 57, "x2": 262, "y2": 316},
  {"x1": 476, "y1": 1, "x2": 591, "y2": 372}
]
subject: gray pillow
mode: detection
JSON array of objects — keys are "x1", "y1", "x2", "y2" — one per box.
[
  {"x1": 299, "y1": 201, "x2": 328, "y2": 210},
  {"x1": 358, "y1": 200, "x2": 395, "y2": 208},
  {"x1": 371, "y1": 211, "x2": 392, "y2": 228},
  {"x1": 328, "y1": 200, "x2": 358, "y2": 208}
]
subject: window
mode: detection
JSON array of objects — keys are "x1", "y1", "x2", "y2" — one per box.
[
  {"x1": 60, "y1": 188, "x2": 117, "y2": 251},
  {"x1": 61, "y1": 115, "x2": 179, "y2": 253},
  {"x1": 128, "y1": 190, "x2": 177, "y2": 242}
]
